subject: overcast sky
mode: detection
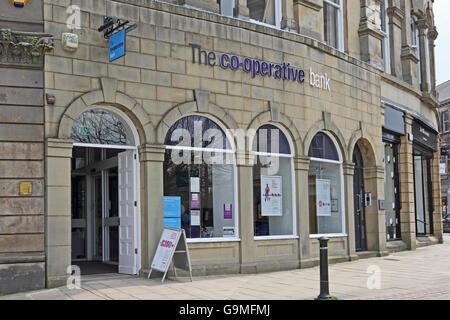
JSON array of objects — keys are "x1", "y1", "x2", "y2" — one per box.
[{"x1": 434, "y1": 0, "x2": 450, "y2": 85}]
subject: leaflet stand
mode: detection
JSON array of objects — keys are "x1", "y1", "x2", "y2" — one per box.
[{"x1": 148, "y1": 228, "x2": 193, "y2": 283}]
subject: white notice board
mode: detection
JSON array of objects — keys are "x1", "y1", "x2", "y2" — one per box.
[
  {"x1": 149, "y1": 227, "x2": 193, "y2": 283},
  {"x1": 316, "y1": 179, "x2": 331, "y2": 216}
]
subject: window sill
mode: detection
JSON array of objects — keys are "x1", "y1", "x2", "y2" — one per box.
[
  {"x1": 186, "y1": 238, "x2": 240, "y2": 243},
  {"x1": 254, "y1": 235, "x2": 299, "y2": 241},
  {"x1": 309, "y1": 233, "x2": 348, "y2": 239}
]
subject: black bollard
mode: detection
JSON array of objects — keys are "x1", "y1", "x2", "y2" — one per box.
[{"x1": 317, "y1": 237, "x2": 332, "y2": 300}]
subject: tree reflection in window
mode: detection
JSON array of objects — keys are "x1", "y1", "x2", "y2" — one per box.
[{"x1": 71, "y1": 109, "x2": 135, "y2": 146}]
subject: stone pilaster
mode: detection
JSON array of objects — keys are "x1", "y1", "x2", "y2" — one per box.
[
  {"x1": 236, "y1": 150, "x2": 257, "y2": 273},
  {"x1": 281, "y1": 0, "x2": 297, "y2": 31},
  {"x1": 387, "y1": 3, "x2": 404, "y2": 77},
  {"x1": 363, "y1": 165, "x2": 388, "y2": 255},
  {"x1": 138, "y1": 144, "x2": 165, "y2": 276},
  {"x1": 234, "y1": 0, "x2": 250, "y2": 19},
  {"x1": 343, "y1": 162, "x2": 358, "y2": 260},
  {"x1": 293, "y1": 0, "x2": 323, "y2": 41},
  {"x1": 358, "y1": 0, "x2": 386, "y2": 69},
  {"x1": 399, "y1": 114, "x2": 416, "y2": 250},
  {"x1": 428, "y1": 26, "x2": 438, "y2": 97},
  {"x1": 45, "y1": 138, "x2": 73, "y2": 288},
  {"x1": 400, "y1": 0, "x2": 419, "y2": 86},
  {"x1": 417, "y1": 18, "x2": 430, "y2": 93},
  {"x1": 431, "y1": 140, "x2": 444, "y2": 243},
  {"x1": 293, "y1": 156, "x2": 312, "y2": 267}
]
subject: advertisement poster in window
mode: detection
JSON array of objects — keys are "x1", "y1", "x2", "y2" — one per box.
[
  {"x1": 261, "y1": 176, "x2": 282, "y2": 216},
  {"x1": 316, "y1": 179, "x2": 331, "y2": 216}
]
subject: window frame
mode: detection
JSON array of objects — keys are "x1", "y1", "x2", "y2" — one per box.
[
  {"x1": 442, "y1": 110, "x2": 450, "y2": 133},
  {"x1": 323, "y1": 0, "x2": 345, "y2": 51},
  {"x1": 247, "y1": 0, "x2": 283, "y2": 29},
  {"x1": 251, "y1": 123, "x2": 298, "y2": 240},
  {"x1": 163, "y1": 114, "x2": 240, "y2": 243},
  {"x1": 219, "y1": 0, "x2": 234, "y2": 17},
  {"x1": 308, "y1": 131, "x2": 347, "y2": 237}
]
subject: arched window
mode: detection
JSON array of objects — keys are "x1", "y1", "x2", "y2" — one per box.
[
  {"x1": 308, "y1": 132, "x2": 345, "y2": 235},
  {"x1": 252, "y1": 124, "x2": 296, "y2": 237},
  {"x1": 71, "y1": 109, "x2": 136, "y2": 146},
  {"x1": 163, "y1": 115, "x2": 237, "y2": 240}
]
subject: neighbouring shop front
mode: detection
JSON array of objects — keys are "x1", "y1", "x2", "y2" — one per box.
[
  {"x1": 412, "y1": 120, "x2": 438, "y2": 236},
  {"x1": 382, "y1": 105, "x2": 405, "y2": 241}
]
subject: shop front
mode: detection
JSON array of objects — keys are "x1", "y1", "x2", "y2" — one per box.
[
  {"x1": 412, "y1": 120, "x2": 438, "y2": 236},
  {"x1": 382, "y1": 105, "x2": 405, "y2": 242}
]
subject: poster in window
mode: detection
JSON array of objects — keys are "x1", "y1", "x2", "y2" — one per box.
[
  {"x1": 190, "y1": 210, "x2": 200, "y2": 226},
  {"x1": 190, "y1": 193, "x2": 200, "y2": 209},
  {"x1": 316, "y1": 179, "x2": 331, "y2": 216},
  {"x1": 190, "y1": 177, "x2": 200, "y2": 193},
  {"x1": 331, "y1": 199, "x2": 338, "y2": 212},
  {"x1": 260, "y1": 175, "x2": 282, "y2": 216}
]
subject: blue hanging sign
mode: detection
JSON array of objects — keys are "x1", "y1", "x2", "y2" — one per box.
[{"x1": 109, "y1": 29, "x2": 126, "y2": 62}]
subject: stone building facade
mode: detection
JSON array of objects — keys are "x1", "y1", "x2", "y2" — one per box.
[
  {"x1": 438, "y1": 81, "x2": 450, "y2": 217},
  {"x1": 0, "y1": 0, "x2": 443, "y2": 293},
  {"x1": 0, "y1": 1, "x2": 53, "y2": 294}
]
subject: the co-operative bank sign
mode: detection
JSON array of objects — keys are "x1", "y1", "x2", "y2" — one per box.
[{"x1": 189, "y1": 43, "x2": 331, "y2": 91}]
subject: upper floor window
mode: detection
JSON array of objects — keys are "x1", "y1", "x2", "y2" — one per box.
[
  {"x1": 248, "y1": 0, "x2": 282, "y2": 28},
  {"x1": 219, "y1": 0, "x2": 234, "y2": 17},
  {"x1": 442, "y1": 111, "x2": 450, "y2": 133},
  {"x1": 323, "y1": 0, "x2": 344, "y2": 51},
  {"x1": 379, "y1": 0, "x2": 391, "y2": 73}
]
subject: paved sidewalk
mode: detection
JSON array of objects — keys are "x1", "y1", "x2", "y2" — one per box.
[{"x1": 2, "y1": 235, "x2": 450, "y2": 300}]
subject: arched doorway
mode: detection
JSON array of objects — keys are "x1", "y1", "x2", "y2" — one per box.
[
  {"x1": 353, "y1": 144, "x2": 367, "y2": 251},
  {"x1": 70, "y1": 107, "x2": 141, "y2": 275}
]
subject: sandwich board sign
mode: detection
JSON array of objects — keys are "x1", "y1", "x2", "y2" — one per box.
[{"x1": 148, "y1": 227, "x2": 193, "y2": 283}]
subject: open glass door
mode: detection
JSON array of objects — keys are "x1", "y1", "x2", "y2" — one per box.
[{"x1": 118, "y1": 150, "x2": 139, "y2": 274}]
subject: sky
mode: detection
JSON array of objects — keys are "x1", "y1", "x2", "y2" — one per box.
[{"x1": 434, "y1": 0, "x2": 450, "y2": 85}]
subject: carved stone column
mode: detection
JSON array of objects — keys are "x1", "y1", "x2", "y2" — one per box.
[
  {"x1": 387, "y1": 2, "x2": 404, "y2": 77},
  {"x1": 400, "y1": 0, "x2": 419, "y2": 86},
  {"x1": 293, "y1": 0, "x2": 324, "y2": 41},
  {"x1": 417, "y1": 18, "x2": 430, "y2": 93},
  {"x1": 428, "y1": 26, "x2": 438, "y2": 97},
  {"x1": 358, "y1": 0, "x2": 385, "y2": 69},
  {"x1": 281, "y1": 0, "x2": 297, "y2": 31}
]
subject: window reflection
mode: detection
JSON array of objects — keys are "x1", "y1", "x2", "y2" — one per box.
[{"x1": 71, "y1": 109, "x2": 135, "y2": 146}]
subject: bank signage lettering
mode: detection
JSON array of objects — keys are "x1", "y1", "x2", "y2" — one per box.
[{"x1": 189, "y1": 43, "x2": 331, "y2": 91}]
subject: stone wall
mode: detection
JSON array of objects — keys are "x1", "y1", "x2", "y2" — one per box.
[
  {"x1": 43, "y1": 0, "x2": 384, "y2": 278},
  {"x1": 0, "y1": 1, "x2": 49, "y2": 294}
]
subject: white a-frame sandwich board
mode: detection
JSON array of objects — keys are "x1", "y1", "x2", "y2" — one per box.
[{"x1": 148, "y1": 228, "x2": 193, "y2": 283}]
